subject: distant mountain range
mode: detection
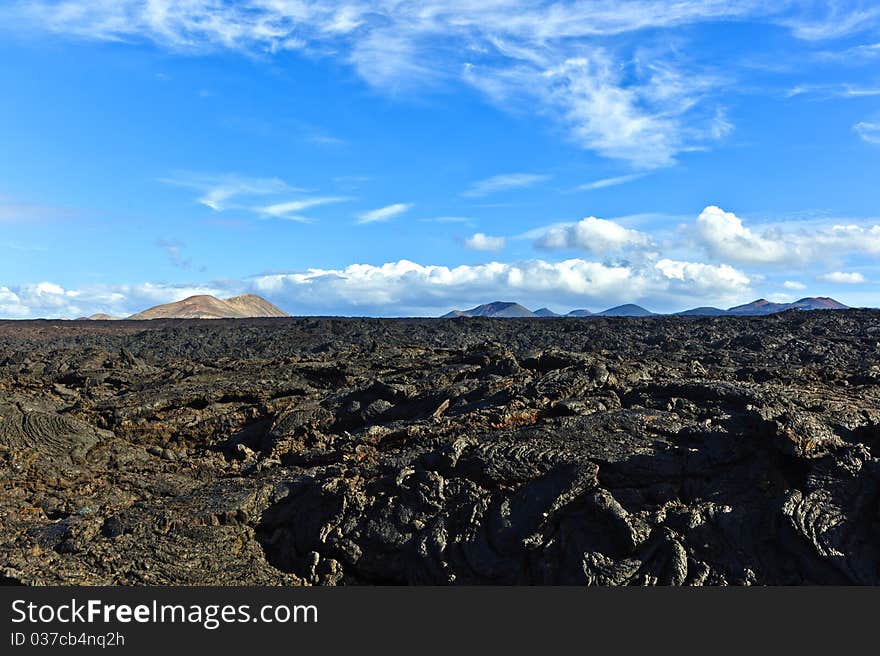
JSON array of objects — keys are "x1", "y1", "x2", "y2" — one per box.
[
  {"x1": 72, "y1": 294, "x2": 852, "y2": 321},
  {"x1": 77, "y1": 294, "x2": 290, "y2": 320},
  {"x1": 441, "y1": 297, "x2": 850, "y2": 318}
]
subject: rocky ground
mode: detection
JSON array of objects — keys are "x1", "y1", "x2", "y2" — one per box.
[{"x1": 2, "y1": 311, "x2": 880, "y2": 585}]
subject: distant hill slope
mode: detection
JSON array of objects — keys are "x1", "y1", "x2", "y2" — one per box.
[
  {"x1": 441, "y1": 301, "x2": 536, "y2": 318},
  {"x1": 440, "y1": 296, "x2": 850, "y2": 318},
  {"x1": 597, "y1": 304, "x2": 655, "y2": 317},
  {"x1": 676, "y1": 306, "x2": 729, "y2": 316},
  {"x1": 788, "y1": 297, "x2": 849, "y2": 311},
  {"x1": 127, "y1": 294, "x2": 289, "y2": 320},
  {"x1": 727, "y1": 297, "x2": 849, "y2": 315},
  {"x1": 223, "y1": 294, "x2": 290, "y2": 317},
  {"x1": 726, "y1": 298, "x2": 790, "y2": 315}
]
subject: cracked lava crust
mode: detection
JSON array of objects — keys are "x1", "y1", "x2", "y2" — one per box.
[{"x1": 2, "y1": 311, "x2": 880, "y2": 585}]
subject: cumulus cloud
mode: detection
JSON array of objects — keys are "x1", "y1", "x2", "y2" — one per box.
[
  {"x1": 693, "y1": 205, "x2": 880, "y2": 265},
  {"x1": 461, "y1": 173, "x2": 549, "y2": 198},
  {"x1": 0, "y1": 286, "x2": 28, "y2": 317},
  {"x1": 694, "y1": 206, "x2": 792, "y2": 264},
  {"x1": 1, "y1": 254, "x2": 753, "y2": 319},
  {"x1": 356, "y1": 203, "x2": 412, "y2": 224},
  {"x1": 464, "y1": 233, "x2": 506, "y2": 251},
  {"x1": 247, "y1": 257, "x2": 751, "y2": 316},
  {"x1": 818, "y1": 271, "x2": 866, "y2": 284},
  {"x1": 783, "y1": 280, "x2": 807, "y2": 290},
  {"x1": 654, "y1": 258, "x2": 750, "y2": 295},
  {"x1": 535, "y1": 216, "x2": 654, "y2": 254},
  {"x1": 0, "y1": 280, "x2": 230, "y2": 319}
]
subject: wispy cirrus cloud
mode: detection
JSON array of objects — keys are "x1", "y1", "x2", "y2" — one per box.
[
  {"x1": 15, "y1": 1, "x2": 861, "y2": 168},
  {"x1": 781, "y1": 3, "x2": 880, "y2": 41},
  {"x1": 159, "y1": 172, "x2": 297, "y2": 211},
  {"x1": 259, "y1": 197, "x2": 351, "y2": 222},
  {"x1": 159, "y1": 173, "x2": 352, "y2": 222},
  {"x1": 786, "y1": 83, "x2": 880, "y2": 99},
  {"x1": 854, "y1": 121, "x2": 880, "y2": 144},
  {"x1": 462, "y1": 173, "x2": 549, "y2": 198},
  {"x1": 356, "y1": 202, "x2": 412, "y2": 224},
  {"x1": 572, "y1": 173, "x2": 646, "y2": 191}
]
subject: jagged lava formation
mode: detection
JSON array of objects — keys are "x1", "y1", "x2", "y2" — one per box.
[{"x1": 2, "y1": 310, "x2": 880, "y2": 585}]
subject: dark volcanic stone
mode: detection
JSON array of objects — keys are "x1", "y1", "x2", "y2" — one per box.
[{"x1": 1, "y1": 311, "x2": 880, "y2": 585}]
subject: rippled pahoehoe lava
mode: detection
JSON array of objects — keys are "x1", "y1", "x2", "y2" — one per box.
[{"x1": 1, "y1": 312, "x2": 879, "y2": 584}]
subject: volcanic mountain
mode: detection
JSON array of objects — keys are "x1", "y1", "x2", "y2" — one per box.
[
  {"x1": 675, "y1": 307, "x2": 729, "y2": 316},
  {"x1": 726, "y1": 297, "x2": 849, "y2": 316},
  {"x1": 441, "y1": 296, "x2": 849, "y2": 318},
  {"x1": 441, "y1": 302, "x2": 535, "y2": 318},
  {"x1": 597, "y1": 304, "x2": 655, "y2": 317},
  {"x1": 127, "y1": 294, "x2": 289, "y2": 320}
]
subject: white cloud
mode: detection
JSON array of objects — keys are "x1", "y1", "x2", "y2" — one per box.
[
  {"x1": 356, "y1": 203, "x2": 412, "y2": 224},
  {"x1": 259, "y1": 196, "x2": 350, "y2": 221},
  {"x1": 462, "y1": 173, "x2": 549, "y2": 198},
  {"x1": 693, "y1": 205, "x2": 880, "y2": 265},
  {"x1": 573, "y1": 173, "x2": 646, "y2": 191},
  {"x1": 783, "y1": 280, "x2": 807, "y2": 290},
  {"x1": 694, "y1": 205, "x2": 792, "y2": 264},
  {"x1": 249, "y1": 256, "x2": 750, "y2": 315},
  {"x1": 654, "y1": 258, "x2": 751, "y2": 295},
  {"x1": 535, "y1": 216, "x2": 653, "y2": 254},
  {"x1": 6, "y1": 1, "x2": 798, "y2": 166},
  {"x1": 467, "y1": 52, "x2": 732, "y2": 168},
  {"x1": 783, "y1": 5, "x2": 880, "y2": 40},
  {"x1": 464, "y1": 233, "x2": 506, "y2": 251},
  {"x1": 0, "y1": 280, "x2": 231, "y2": 319},
  {"x1": 1, "y1": 254, "x2": 753, "y2": 318},
  {"x1": 160, "y1": 172, "x2": 295, "y2": 211},
  {"x1": 818, "y1": 271, "x2": 866, "y2": 284},
  {"x1": 854, "y1": 121, "x2": 880, "y2": 145},
  {"x1": 0, "y1": 286, "x2": 28, "y2": 317},
  {"x1": 786, "y1": 84, "x2": 880, "y2": 100}
]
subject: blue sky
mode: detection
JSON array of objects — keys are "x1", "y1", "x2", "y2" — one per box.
[{"x1": 0, "y1": 1, "x2": 879, "y2": 318}]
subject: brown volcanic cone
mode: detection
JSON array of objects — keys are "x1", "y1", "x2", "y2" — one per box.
[
  {"x1": 127, "y1": 294, "x2": 289, "y2": 320},
  {"x1": 223, "y1": 294, "x2": 290, "y2": 317}
]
